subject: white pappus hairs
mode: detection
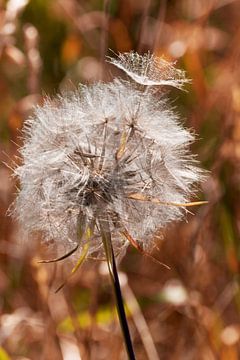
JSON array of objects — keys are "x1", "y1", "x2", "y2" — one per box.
[{"x1": 13, "y1": 51, "x2": 204, "y2": 260}]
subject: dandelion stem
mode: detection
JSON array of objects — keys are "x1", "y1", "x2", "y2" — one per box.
[{"x1": 99, "y1": 219, "x2": 136, "y2": 360}]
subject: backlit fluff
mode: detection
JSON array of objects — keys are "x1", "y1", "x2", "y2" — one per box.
[
  {"x1": 107, "y1": 51, "x2": 189, "y2": 88},
  {"x1": 13, "y1": 52, "x2": 202, "y2": 259}
]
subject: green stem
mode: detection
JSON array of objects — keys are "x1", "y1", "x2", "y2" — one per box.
[{"x1": 99, "y1": 219, "x2": 136, "y2": 360}]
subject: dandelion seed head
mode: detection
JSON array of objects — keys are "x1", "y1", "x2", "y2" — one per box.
[{"x1": 13, "y1": 53, "x2": 203, "y2": 259}]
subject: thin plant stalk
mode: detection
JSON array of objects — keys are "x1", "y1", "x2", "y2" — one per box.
[
  {"x1": 99, "y1": 218, "x2": 136, "y2": 360},
  {"x1": 120, "y1": 273, "x2": 160, "y2": 360}
]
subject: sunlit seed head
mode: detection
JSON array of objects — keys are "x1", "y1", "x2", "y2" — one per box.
[{"x1": 12, "y1": 52, "x2": 204, "y2": 260}]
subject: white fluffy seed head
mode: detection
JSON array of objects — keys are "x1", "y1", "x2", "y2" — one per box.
[{"x1": 13, "y1": 53, "x2": 203, "y2": 259}]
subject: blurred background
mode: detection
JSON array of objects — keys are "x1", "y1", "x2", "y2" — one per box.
[{"x1": 0, "y1": 0, "x2": 240, "y2": 359}]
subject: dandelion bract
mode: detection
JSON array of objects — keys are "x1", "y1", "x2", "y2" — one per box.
[{"x1": 13, "y1": 52, "x2": 203, "y2": 260}]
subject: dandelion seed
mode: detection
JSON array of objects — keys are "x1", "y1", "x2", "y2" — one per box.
[
  {"x1": 12, "y1": 52, "x2": 204, "y2": 261},
  {"x1": 107, "y1": 51, "x2": 190, "y2": 89}
]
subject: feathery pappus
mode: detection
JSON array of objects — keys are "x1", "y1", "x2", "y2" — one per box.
[{"x1": 13, "y1": 52, "x2": 205, "y2": 261}]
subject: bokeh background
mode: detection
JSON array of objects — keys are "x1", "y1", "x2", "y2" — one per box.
[{"x1": 0, "y1": 0, "x2": 240, "y2": 359}]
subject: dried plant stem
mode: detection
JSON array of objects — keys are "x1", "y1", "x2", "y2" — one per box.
[
  {"x1": 153, "y1": 0, "x2": 166, "y2": 52},
  {"x1": 99, "y1": 218, "x2": 136, "y2": 360},
  {"x1": 120, "y1": 274, "x2": 160, "y2": 360},
  {"x1": 100, "y1": 0, "x2": 110, "y2": 74}
]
